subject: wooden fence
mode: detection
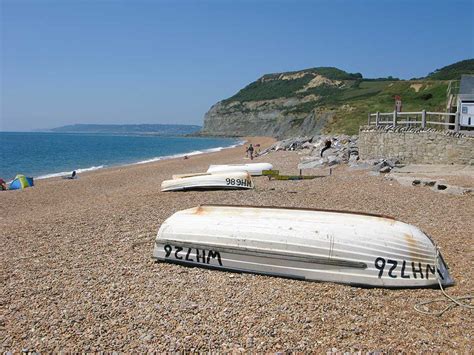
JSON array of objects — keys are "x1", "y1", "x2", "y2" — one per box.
[{"x1": 367, "y1": 110, "x2": 460, "y2": 132}]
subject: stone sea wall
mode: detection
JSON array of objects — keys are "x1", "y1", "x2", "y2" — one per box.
[{"x1": 358, "y1": 126, "x2": 474, "y2": 165}]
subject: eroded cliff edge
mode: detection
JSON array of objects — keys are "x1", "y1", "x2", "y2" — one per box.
[
  {"x1": 201, "y1": 68, "x2": 353, "y2": 138},
  {"x1": 203, "y1": 98, "x2": 334, "y2": 138}
]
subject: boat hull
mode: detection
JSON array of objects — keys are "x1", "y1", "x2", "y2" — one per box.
[
  {"x1": 153, "y1": 205, "x2": 454, "y2": 288},
  {"x1": 161, "y1": 172, "x2": 253, "y2": 192},
  {"x1": 207, "y1": 163, "x2": 273, "y2": 176}
]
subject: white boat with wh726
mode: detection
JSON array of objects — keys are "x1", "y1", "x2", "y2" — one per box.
[
  {"x1": 161, "y1": 172, "x2": 253, "y2": 192},
  {"x1": 153, "y1": 205, "x2": 454, "y2": 288}
]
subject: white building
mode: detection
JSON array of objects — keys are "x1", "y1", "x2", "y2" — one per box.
[{"x1": 457, "y1": 75, "x2": 474, "y2": 128}]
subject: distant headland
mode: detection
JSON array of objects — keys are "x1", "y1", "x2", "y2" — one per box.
[{"x1": 45, "y1": 123, "x2": 202, "y2": 136}]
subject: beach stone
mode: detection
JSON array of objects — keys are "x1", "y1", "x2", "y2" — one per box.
[
  {"x1": 379, "y1": 166, "x2": 392, "y2": 173},
  {"x1": 246, "y1": 336, "x2": 254, "y2": 348},
  {"x1": 349, "y1": 162, "x2": 371, "y2": 170},
  {"x1": 298, "y1": 158, "x2": 324, "y2": 169}
]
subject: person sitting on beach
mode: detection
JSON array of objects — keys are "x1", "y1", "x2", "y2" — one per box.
[
  {"x1": 247, "y1": 144, "x2": 254, "y2": 160},
  {"x1": 320, "y1": 139, "x2": 332, "y2": 157},
  {"x1": 0, "y1": 178, "x2": 6, "y2": 191},
  {"x1": 64, "y1": 171, "x2": 77, "y2": 180}
]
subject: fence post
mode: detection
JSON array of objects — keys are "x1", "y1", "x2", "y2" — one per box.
[
  {"x1": 376, "y1": 112, "x2": 380, "y2": 126},
  {"x1": 368, "y1": 113, "x2": 371, "y2": 125},
  {"x1": 393, "y1": 110, "x2": 397, "y2": 126},
  {"x1": 421, "y1": 110, "x2": 426, "y2": 129},
  {"x1": 455, "y1": 112, "x2": 460, "y2": 133}
]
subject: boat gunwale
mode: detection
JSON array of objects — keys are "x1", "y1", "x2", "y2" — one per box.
[
  {"x1": 195, "y1": 204, "x2": 398, "y2": 221},
  {"x1": 162, "y1": 185, "x2": 254, "y2": 192},
  {"x1": 173, "y1": 171, "x2": 252, "y2": 180},
  {"x1": 153, "y1": 258, "x2": 449, "y2": 289},
  {"x1": 208, "y1": 163, "x2": 272, "y2": 167}
]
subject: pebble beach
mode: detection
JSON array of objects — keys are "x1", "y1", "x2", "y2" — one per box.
[{"x1": 1, "y1": 136, "x2": 472, "y2": 352}]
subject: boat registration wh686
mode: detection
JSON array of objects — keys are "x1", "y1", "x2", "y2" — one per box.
[{"x1": 225, "y1": 178, "x2": 252, "y2": 187}]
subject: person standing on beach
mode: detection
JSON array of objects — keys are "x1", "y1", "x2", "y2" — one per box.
[
  {"x1": 247, "y1": 144, "x2": 254, "y2": 160},
  {"x1": 320, "y1": 139, "x2": 332, "y2": 157}
]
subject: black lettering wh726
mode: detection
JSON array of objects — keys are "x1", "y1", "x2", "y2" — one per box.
[
  {"x1": 163, "y1": 244, "x2": 223, "y2": 266},
  {"x1": 374, "y1": 257, "x2": 444, "y2": 280}
]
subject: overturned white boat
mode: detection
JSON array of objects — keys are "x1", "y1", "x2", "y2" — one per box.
[
  {"x1": 153, "y1": 205, "x2": 454, "y2": 288},
  {"x1": 207, "y1": 163, "x2": 273, "y2": 176},
  {"x1": 161, "y1": 172, "x2": 253, "y2": 192}
]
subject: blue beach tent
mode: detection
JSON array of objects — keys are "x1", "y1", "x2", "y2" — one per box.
[{"x1": 9, "y1": 174, "x2": 34, "y2": 190}]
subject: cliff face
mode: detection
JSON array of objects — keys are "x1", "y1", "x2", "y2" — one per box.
[
  {"x1": 203, "y1": 98, "x2": 334, "y2": 138},
  {"x1": 201, "y1": 67, "x2": 354, "y2": 138}
]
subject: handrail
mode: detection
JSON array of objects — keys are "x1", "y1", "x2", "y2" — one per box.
[
  {"x1": 426, "y1": 121, "x2": 451, "y2": 126},
  {"x1": 426, "y1": 112, "x2": 455, "y2": 116},
  {"x1": 367, "y1": 110, "x2": 461, "y2": 132},
  {"x1": 395, "y1": 111, "x2": 423, "y2": 115}
]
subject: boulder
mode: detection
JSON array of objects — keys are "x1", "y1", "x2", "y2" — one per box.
[
  {"x1": 298, "y1": 158, "x2": 325, "y2": 169},
  {"x1": 379, "y1": 166, "x2": 392, "y2": 173},
  {"x1": 327, "y1": 156, "x2": 341, "y2": 166}
]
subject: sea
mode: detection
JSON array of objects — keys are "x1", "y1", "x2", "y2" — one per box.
[{"x1": 0, "y1": 132, "x2": 241, "y2": 181}]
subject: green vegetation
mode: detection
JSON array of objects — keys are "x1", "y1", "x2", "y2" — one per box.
[
  {"x1": 279, "y1": 80, "x2": 448, "y2": 134},
  {"x1": 226, "y1": 75, "x2": 313, "y2": 102},
  {"x1": 324, "y1": 81, "x2": 448, "y2": 134},
  {"x1": 225, "y1": 67, "x2": 362, "y2": 102},
  {"x1": 261, "y1": 67, "x2": 362, "y2": 81},
  {"x1": 426, "y1": 59, "x2": 474, "y2": 80},
  {"x1": 363, "y1": 76, "x2": 400, "y2": 81}
]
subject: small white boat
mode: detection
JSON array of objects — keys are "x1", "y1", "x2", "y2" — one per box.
[
  {"x1": 171, "y1": 172, "x2": 210, "y2": 179},
  {"x1": 161, "y1": 172, "x2": 253, "y2": 192},
  {"x1": 153, "y1": 205, "x2": 454, "y2": 288},
  {"x1": 207, "y1": 163, "x2": 273, "y2": 176}
]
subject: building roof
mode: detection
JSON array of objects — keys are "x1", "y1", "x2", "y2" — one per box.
[{"x1": 459, "y1": 75, "x2": 474, "y2": 96}]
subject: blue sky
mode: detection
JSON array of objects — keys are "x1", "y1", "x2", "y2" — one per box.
[{"x1": 1, "y1": 0, "x2": 473, "y2": 131}]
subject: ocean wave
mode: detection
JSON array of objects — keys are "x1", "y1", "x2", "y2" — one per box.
[
  {"x1": 35, "y1": 140, "x2": 244, "y2": 180},
  {"x1": 132, "y1": 141, "x2": 245, "y2": 165},
  {"x1": 36, "y1": 165, "x2": 105, "y2": 180}
]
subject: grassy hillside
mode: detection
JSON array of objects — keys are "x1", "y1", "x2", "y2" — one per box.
[
  {"x1": 324, "y1": 81, "x2": 448, "y2": 134},
  {"x1": 225, "y1": 67, "x2": 362, "y2": 102},
  {"x1": 426, "y1": 59, "x2": 474, "y2": 80}
]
